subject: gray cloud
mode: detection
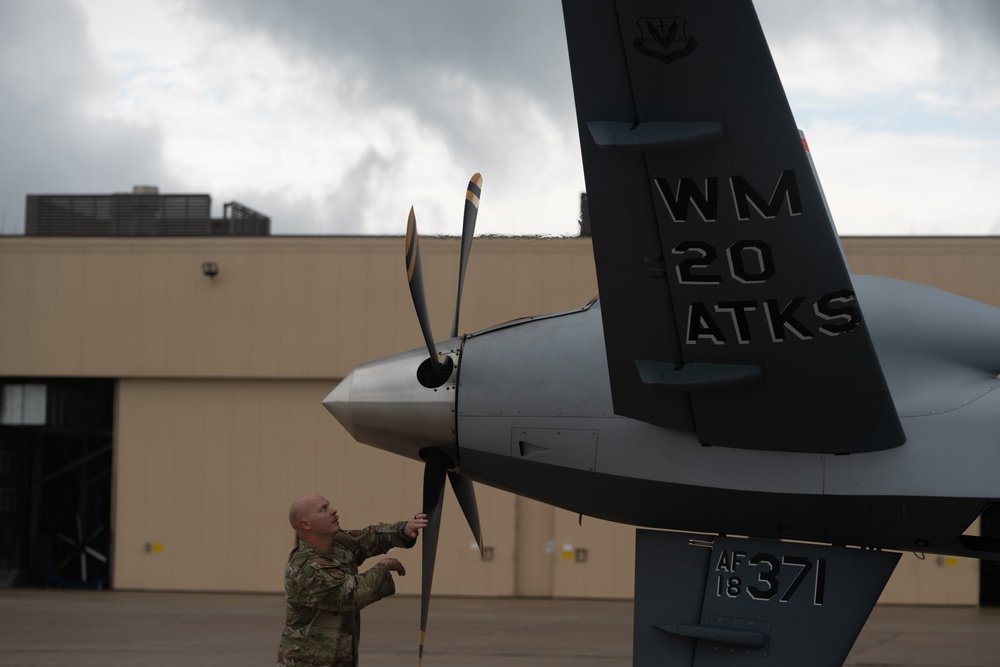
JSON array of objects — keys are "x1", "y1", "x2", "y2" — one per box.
[
  {"x1": 927, "y1": 1, "x2": 1000, "y2": 92},
  {"x1": 0, "y1": 0, "x2": 168, "y2": 234},
  {"x1": 317, "y1": 147, "x2": 393, "y2": 234},
  {"x1": 758, "y1": 0, "x2": 1000, "y2": 99},
  {"x1": 186, "y1": 1, "x2": 571, "y2": 104},
  {"x1": 3, "y1": 1, "x2": 997, "y2": 237},
  {"x1": 184, "y1": 0, "x2": 575, "y2": 160}
]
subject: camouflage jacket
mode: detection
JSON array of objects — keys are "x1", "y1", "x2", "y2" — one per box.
[{"x1": 277, "y1": 522, "x2": 415, "y2": 667}]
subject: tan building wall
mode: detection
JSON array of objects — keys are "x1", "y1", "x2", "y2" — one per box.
[
  {"x1": 0, "y1": 236, "x2": 593, "y2": 379},
  {"x1": 1, "y1": 235, "x2": 998, "y2": 603},
  {"x1": 0, "y1": 236, "x2": 598, "y2": 598},
  {"x1": 112, "y1": 377, "x2": 520, "y2": 596}
]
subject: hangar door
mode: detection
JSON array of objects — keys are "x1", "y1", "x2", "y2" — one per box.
[{"x1": 0, "y1": 379, "x2": 114, "y2": 588}]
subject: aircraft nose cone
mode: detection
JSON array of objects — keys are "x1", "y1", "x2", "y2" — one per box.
[
  {"x1": 325, "y1": 369, "x2": 355, "y2": 439},
  {"x1": 323, "y1": 344, "x2": 459, "y2": 463}
]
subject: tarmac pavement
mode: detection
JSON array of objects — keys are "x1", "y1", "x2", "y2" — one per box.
[{"x1": 1, "y1": 589, "x2": 999, "y2": 666}]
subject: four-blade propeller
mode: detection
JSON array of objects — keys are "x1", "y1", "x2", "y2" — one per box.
[{"x1": 405, "y1": 174, "x2": 485, "y2": 665}]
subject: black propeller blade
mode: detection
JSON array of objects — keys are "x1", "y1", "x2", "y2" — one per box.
[
  {"x1": 448, "y1": 174, "x2": 484, "y2": 558},
  {"x1": 418, "y1": 453, "x2": 484, "y2": 665},
  {"x1": 419, "y1": 448, "x2": 448, "y2": 666},
  {"x1": 405, "y1": 207, "x2": 443, "y2": 384},
  {"x1": 448, "y1": 470, "x2": 483, "y2": 556},
  {"x1": 405, "y1": 174, "x2": 486, "y2": 665},
  {"x1": 450, "y1": 173, "x2": 482, "y2": 339}
]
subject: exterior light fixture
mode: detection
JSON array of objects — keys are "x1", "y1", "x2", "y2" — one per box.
[{"x1": 202, "y1": 261, "x2": 219, "y2": 279}]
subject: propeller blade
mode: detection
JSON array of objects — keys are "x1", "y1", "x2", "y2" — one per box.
[
  {"x1": 450, "y1": 173, "x2": 482, "y2": 339},
  {"x1": 419, "y1": 448, "x2": 448, "y2": 665},
  {"x1": 405, "y1": 207, "x2": 443, "y2": 382},
  {"x1": 448, "y1": 470, "x2": 484, "y2": 557}
]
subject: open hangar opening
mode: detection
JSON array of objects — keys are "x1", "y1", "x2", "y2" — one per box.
[{"x1": 0, "y1": 234, "x2": 997, "y2": 605}]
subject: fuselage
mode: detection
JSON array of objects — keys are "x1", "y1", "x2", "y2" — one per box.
[{"x1": 325, "y1": 274, "x2": 1000, "y2": 560}]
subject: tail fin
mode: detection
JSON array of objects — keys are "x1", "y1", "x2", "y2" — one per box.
[
  {"x1": 563, "y1": 0, "x2": 903, "y2": 453},
  {"x1": 634, "y1": 530, "x2": 900, "y2": 666}
]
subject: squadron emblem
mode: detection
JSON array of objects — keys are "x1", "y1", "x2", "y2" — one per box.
[{"x1": 633, "y1": 17, "x2": 697, "y2": 64}]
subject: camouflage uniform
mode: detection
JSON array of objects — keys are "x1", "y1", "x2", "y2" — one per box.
[{"x1": 277, "y1": 522, "x2": 415, "y2": 667}]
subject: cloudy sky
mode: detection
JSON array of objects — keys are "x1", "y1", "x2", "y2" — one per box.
[{"x1": 2, "y1": 1, "x2": 999, "y2": 237}]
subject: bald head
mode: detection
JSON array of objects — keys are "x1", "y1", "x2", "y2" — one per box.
[
  {"x1": 288, "y1": 493, "x2": 322, "y2": 531},
  {"x1": 288, "y1": 493, "x2": 341, "y2": 546}
]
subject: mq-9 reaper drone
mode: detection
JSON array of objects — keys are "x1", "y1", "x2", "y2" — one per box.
[{"x1": 325, "y1": 1, "x2": 1000, "y2": 664}]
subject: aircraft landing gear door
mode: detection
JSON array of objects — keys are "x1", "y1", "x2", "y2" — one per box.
[{"x1": 634, "y1": 530, "x2": 899, "y2": 667}]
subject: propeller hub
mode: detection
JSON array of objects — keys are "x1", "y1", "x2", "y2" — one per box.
[{"x1": 323, "y1": 342, "x2": 460, "y2": 463}]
